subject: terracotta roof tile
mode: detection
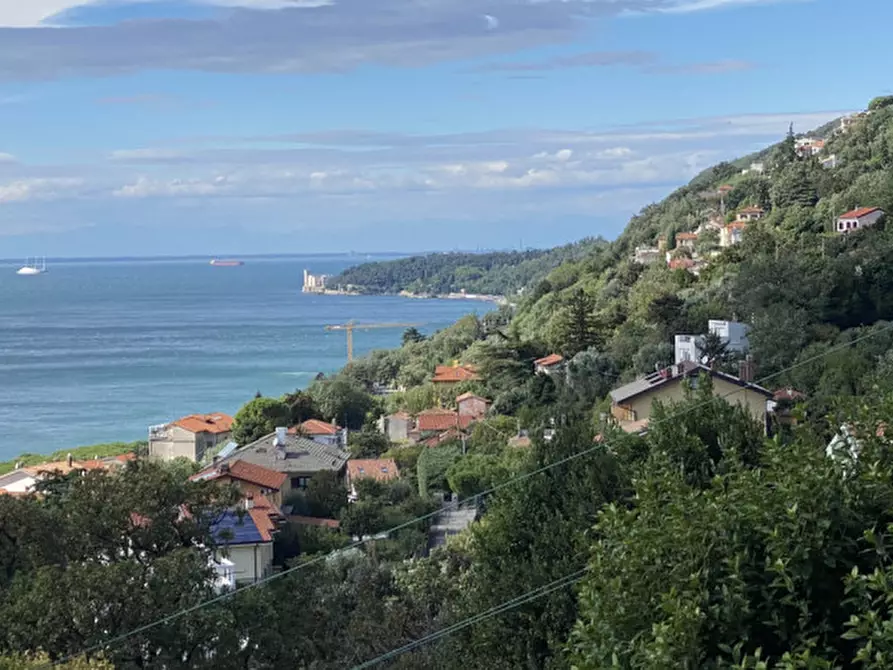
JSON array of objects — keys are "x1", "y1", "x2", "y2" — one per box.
[
  {"x1": 297, "y1": 419, "x2": 340, "y2": 436},
  {"x1": 174, "y1": 413, "x2": 234, "y2": 435},
  {"x1": 456, "y1": 392, "x2": 490, "y2": 403},
  {"x1": 192, "y1": 459, "x2": 287, "y2": 491},
  {"x1": 675, "y1": 232, "x2": 698, "y2": 240},
  {"x1": 347, "y1": 459, "x2": 399, "y2": 483},
  {"x1": 739, "y1": 206, "x2": 765, "y2": 214},
  {"x1": 432, "y1": 364, "x2": 480, "y2": 383},
  {"x1": 534, "y1": 354, "x2": 564, "y2": 367},
  {"x1": 839, "y1": 206, "x2": 882, "y2": 219},
  {"x1": 416, "y1": 409, "x2": 475, "y2": 432}
]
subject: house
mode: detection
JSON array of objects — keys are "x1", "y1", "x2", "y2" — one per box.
[
  {"x1": 213, "y1": 427, "x2": 349, "y2": 497},
  {"x1": 795, "y1": 138, "x2": 825, "y2": 158},
  {"x1": 534, "y1": 354, "x2": 565, "y2": 375},
  {"x1": 0, "y1": 454, "x2": 132, "y2": 496},
  {"x1": 836, "y1": 207, "x2": 885, "y2": 234},
  {"x1": 378, "y1": 411, "x2": 413, "y2": 443},
  {"x1": 210, "y1": 494, "x2": 282, "y2": 585},
  {"x1": 736, "y1": 206, "x2": 765, "y2": 222},
  {"x1": 675, "y1": 232, "x2": 698, "y2": 249},
  {"x1": 191, "y1": 459, "x2": 287, "y2": 508},
  {"x1": 457, "y1": 393, "x2": 490, "y2": 419},
  {"x1": 674, "y1": 334, "x2": 703, "y2": 365},
  {"x1": 608, "y1": 361, "x2": 773, "y2": 434},
  {"x1": 416, "y1": 408, "x2": 475, "y2": 434},
  {"x1": 741, "y1": 162, "x2": 765, "y2": 175},
  {"x1": 668, "y1": 257, "x2": 695, "y2": 272},
  {"x1": 148, "y1": 413, "x2": 233, "y2": 463},
  {"x1": 720, "y1": 221, "x2": 748, "y2": 247},
  {"x1": 633, "y1": 246, "x2": 662, "y2": 265},
  {"x1": 821, "y1": 154, "x2": 839, "y2": 169},
  {"x1": 431, "y1": 363, "x2": 480, "y2": 387},
  {"x1": 291, "y1": 419, "x2": 347, "y2": 448},
  {"x1": 708, "y1": 319, "x2": 750, "y2": 353},
  {"x1": 346, "y1": 459, "x2": 399, "y2": 501}
]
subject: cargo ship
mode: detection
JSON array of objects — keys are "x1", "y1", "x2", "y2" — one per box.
[{"x1": 209, "y1": 259, "x2": 244, "y2": 267}]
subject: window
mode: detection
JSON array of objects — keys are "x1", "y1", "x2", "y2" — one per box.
[{"x1": 291, "y1": 476, "x2": 310, "y2": 490}]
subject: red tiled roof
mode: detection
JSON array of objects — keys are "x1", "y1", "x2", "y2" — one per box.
[
  {"x1": 347, "y1": 459, "x2": 399, "y2": 483},
  {"x1": 248, "y1": 493, "x2": 282, "y2": 542},
  {"x1": 534, "y1": 354, "x2": 564, "y2": 367},
  {"x1": 675, "y1": 232, "x2": 698, "y2": 240},
  {"x1": 116, "y1": 453, "x2": 138, "y2": 463},
  {"x1": 422, "y1": 428, "x2": 462, "y2": 448},
  {"x1": 739, "y1": 206, "x2": 765, "y2": 214},
  {"x1": 718, "y1": 184, "x2": 734, "y2": 192},
  {"x1": 456, "y1": 392, "x2": 490, "y2": 403},
  {"x1": 289, "y1": 515, "x2": 340, "y2": 529},
  {"x1": 193, "y1": 459, "x2": 287, "y2": 491},
  {"x1": 727, "y1": 221, "x2": 748, "y2": 230},
  {"x1": 297, "y1": 419, "x2": 340, "y2": 436},
  {"x1": 416, "y1": 409, "x2": 475, "y2": 432},
  {"x1": 668, "y1": 258, "x2": 695, "y2": 270},
  {"x1": 174, "y1": 413, "x2": 234, "y2": 435},
  {"x1": 839, "y1": 206, "x2": 882, "y2": 220},
  {"x1": 432, "y1": 364, "x2": 480, "y2": 383}
]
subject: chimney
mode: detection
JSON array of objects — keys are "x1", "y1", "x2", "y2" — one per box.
[
  {"x1": 738, "y1": 357, "x2": 755, "y2": 383},
  {"x1": 67, "y1": 453, "x2": 73, "y2": 468},
  {"x1": 274, "y1": 426, "x2": 287, "y2": 446}
]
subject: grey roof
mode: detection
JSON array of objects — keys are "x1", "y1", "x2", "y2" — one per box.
[
  {"x1": 217, "y1": 432, "x2": 349, "y2": 475},
  {"x1": 610, "y1": 361, "x2": 772, "y2": 404}
]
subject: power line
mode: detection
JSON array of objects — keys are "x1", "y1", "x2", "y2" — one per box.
[
  {"x1": 351, "y1": 569, "x2": 590, "y2": 670},
  {"x1": 52, "y1": 320, "x2": 893, "y2": 666}
]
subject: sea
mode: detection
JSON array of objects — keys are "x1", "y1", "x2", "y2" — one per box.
[{"x1": 0, "y1": 255, "x2": 483, "y2": 461}]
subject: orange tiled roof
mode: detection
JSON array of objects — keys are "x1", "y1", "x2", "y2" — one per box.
[
  {"x1": 174, "y1": 413, "x2": 234, "y2": 435},
  {"x1": 839, "y1": 206, "x2": 882, "y2": 219},
  {"x1": 727, "y1": 221, "x2": 748, "y2": 230},
  {"x1": 416, "y1": 409, "x2": 475, "y2": 432},
  {"x1": 668, "y1": 258, "x2": 695, "y2": 270},
  {"x1": 456, "y1": 392, "x2": 490, "y2": 403},
  {"x1": 347, "y1": 459, "x2": 399, "y2": 484},
  {"x1": 298, "y1": 419, "x2": 340, "y2": 436},
  {"x1": 534, "y1": 354, "x2": 564, "y2": 367},
  {"x1": 432, "y1": 364, "x2": 480, "y2": 383},
  {"x1": 422, "y1": 428, "x2": 463, "y2": 448},
  {"x1": 739, "y1": 206, "x2": 765, "y2": 214},
  {"x1": 248, "y1": 493, "x2": 282, "y2": 542},
  {"x1": 193, "y1": 459, "x2": 287, "y2": 491},
  {"x1": 675, "y1": 232, "x2": 698, "y2": 240}
]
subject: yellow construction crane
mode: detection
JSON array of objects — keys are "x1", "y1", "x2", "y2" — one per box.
[{"x1": 325, "y1": 321, "x2": 421, "y2": 362}]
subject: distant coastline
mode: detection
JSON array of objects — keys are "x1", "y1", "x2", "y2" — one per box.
[{"x1": 303, "y1": 285, "x2": 506, "y2": 304}]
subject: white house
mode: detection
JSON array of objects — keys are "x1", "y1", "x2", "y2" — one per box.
[
  {"x1": 736, "y1": 206, "x2": 765, "y2": 222},
  {"x1": 720, "y1": 221, "x2": 747, "y2": 247},
  {"x1": 674, "y1": 334, "x2": 703, "y2": 365},
  {"x1": 292, "y1": 419, "x2": 347, "y2": 448},
  {"x1": 633, "y1": 246, "x2": 662, "y2": 265},
  {"x1": 836, "y1": 207, "x2": 884, "y2": 234},
  {"x1": 821, "y1": 154, "x2": 839, "y2": 169},
  {"x1": 709, "y1": 320, "x2": 750, "y2": 353}
]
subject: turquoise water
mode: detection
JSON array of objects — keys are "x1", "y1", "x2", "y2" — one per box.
[{"x1": 0, "y1": 256, "x2": 481, "y2": 459}]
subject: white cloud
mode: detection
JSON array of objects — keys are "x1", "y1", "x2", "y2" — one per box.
[
  {"x1": 0, "y1": 178, "x2": 82, "y2": 203},
  {"x1": 661, "y1": 0, "x2": 809, "y2": 12},
  {"x1": 0, "y1": 153, "x2": 16, "y2": 163},
  {"x1": 113, "y1": 176, "x2": 228, "y2": 198},
  {"x1": 109, "y1": 148, "x2": 188, "y2": 163}
]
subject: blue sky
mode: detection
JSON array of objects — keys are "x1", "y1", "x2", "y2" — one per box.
[{"x1": 0, "y1": 0, "x2": 889, "y2": 257}]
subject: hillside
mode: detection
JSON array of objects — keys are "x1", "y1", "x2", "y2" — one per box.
[
  {"x1": 329, "y1": 238, "x2": 606, "y2": 296},
  {"x1": 9, "y1": 95, "x2": 893, "y2": 670}
]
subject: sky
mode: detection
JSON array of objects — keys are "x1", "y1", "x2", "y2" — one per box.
[{"x1": 0, "y1": 0, "x2": 889, "y2": 257}]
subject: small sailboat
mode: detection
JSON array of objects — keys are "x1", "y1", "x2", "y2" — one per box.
[{"x1": 16, "y1": 257, "x2": 46, "y2": 275}]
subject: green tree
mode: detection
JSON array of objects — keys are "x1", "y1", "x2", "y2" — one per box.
[
  {"x1": 309, "y1": 376, "x2": 375, "y2": 430},
  {"x1": 232, "y1": 396, "x2": 290, "y2": 444},
  {"x1": 348, "y1": 429, "x2": 391, "y2": 458},
  {"x1": 554, "y1": 289, "x2": 601, "y2": 357},
  {"x1": 283, "y1": 389, "x2": 320, "y2": 426},
  {"x1": 402, "y1": 327, "x2": 426, "y2": 346}
]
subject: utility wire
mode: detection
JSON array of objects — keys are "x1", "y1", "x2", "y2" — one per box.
[
  {"x1": 52, "y1": 320, "x2": 893, "y2": 666},
  {"x1": 350, "y1": 568, "x2": 590, "y2": 670}
]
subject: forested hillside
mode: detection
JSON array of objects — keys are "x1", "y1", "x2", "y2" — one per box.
[
  {"x1": 330, "y1": 238, "x2": 606, "y2": 296},
  {"x1": 7, "y1": 96, "x2": 893, "y2": 669}
]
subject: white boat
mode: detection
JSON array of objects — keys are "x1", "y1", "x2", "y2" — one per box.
[{"x1": 16, "y1": 257, "x2": 46, "y2": 275}]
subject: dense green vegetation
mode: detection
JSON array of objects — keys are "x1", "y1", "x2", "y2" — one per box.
[
  {"x1": 330, "y1": 238, "x2": 607, "y2": 296},
  {"x1": 6, "y1": 96, "x2": 893, "y2": 668}
]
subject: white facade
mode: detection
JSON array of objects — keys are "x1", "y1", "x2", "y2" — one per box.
[
  {"x1": 633, "y1": 246, "x2": 661, "y2": 265},
  {"x1": 674, "y1": 335, "x2": 703, "y2": 365},
  {"x1": 227, "y1": 543, "x2": 274, "y2": 585},
  {"x1": 302, "y1": 269, "x2": 328, "y2": 293},
  {"x1": 821, "y1": 154, "x2": 839, "y2": 169},
  {"x1": 709, "y1": 320, "x2": 750, "y2": 353},
  {"x1": 837, "y1": 209, "x2": 884, "y2": 234}
]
